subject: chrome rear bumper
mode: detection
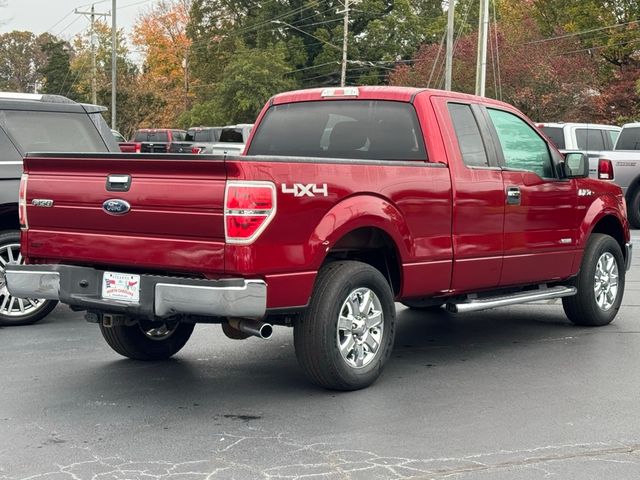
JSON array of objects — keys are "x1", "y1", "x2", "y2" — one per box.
[{"x1": 5, "y1": 264, "x2": 266, "y2": 319}]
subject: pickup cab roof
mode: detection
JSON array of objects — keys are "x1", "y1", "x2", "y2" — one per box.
[{"x1": 270, "y1": 86, "x2": 515, "y2": 108}]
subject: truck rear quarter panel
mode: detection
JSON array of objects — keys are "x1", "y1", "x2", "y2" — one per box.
[{"x1": 225, "y1": 158, "x2": 453, "y2": 309}]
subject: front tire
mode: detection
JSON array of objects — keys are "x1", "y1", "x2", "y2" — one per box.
[
  {"x1": 294, "y1": 261, "x2": 396, "y2": 391},
  {"x1": 100, "y1": 319, "x2": 195, "y2": 360},
  {"x1": 563, "y1": 234, "x2": 625, "y2": 326},
  {"x1": 0, "y1": 230, "x2": 58, "y2": 326}
]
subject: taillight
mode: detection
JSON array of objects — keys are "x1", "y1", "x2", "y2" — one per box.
[
  {"x1": 192, "y1": 147, "x2": 202, "y2": 154},
  {"x1": 598, "y1": 159, "x2": 614, "y2": 180},
  {"x1": 18, "y1": 173, "x2": 28, "y2": 230},
  {"x1": 224, "y1": 181, "x2": 276, "y2": 244},
  {"x1": 135, "y1": 143, "x2": 141, "y2": 153}
]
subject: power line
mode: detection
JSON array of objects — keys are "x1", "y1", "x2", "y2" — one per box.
[
  {"x1": 556, "y1": 37, "x2": 640, "y2": 56},
  {"x1": 524, "y1": 20, "x2": 640, "y2": 45}
]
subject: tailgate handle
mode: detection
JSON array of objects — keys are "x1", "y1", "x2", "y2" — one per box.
[{"x1": 106, "y1": 174, "x2": 131, "y2": 192}]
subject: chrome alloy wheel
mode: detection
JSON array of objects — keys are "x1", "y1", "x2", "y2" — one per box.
[
  {"x1": 139, "y1": 320, "x2": 179, "y2": 340},
  {"x1": 0, "y1": 242, "x2": 47, "y2": 318},
  {"x1": 337, "y1": 288, "x2": 384, "y2": 369},
  {"x1": 594, "y1": 252, "x2": 619, "y2": 311}
]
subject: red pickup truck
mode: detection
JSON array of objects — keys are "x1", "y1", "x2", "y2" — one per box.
[{"x1": 6, "y1": 87, "x2": 632, "y2": 390}]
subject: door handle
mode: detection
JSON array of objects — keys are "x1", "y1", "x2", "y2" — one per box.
[
  {"x1": 506, "y1": 186, "x2": 521, "y2": 205},
  {"x1": 106, "y1": 174, "x2": 132, "y2": 192}
]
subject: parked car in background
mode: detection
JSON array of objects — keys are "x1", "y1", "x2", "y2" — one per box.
[
  {"x1": 169, "y1": 126, "x2": 223, "y2": 154},
  {"x1": 6, "y1": 87, "x2": 631, "y2": 390},
  {"x1": 537, "y1": 122, "x2": 621, "y2": 163},
  {"x1": 0, "y1": 92, "x2": 119, "y2": 326},
  {"x1": 192, "y1": 124, "x2": 253, "y2": 155},
  {"x1": 131, "y1": 128, "x2": 187, "y2": 153},
  {"x1": 595, "y1": 123, "x2": 640, "y2": 227}
]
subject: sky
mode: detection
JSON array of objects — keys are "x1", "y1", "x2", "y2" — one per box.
[{"x1": 0, "y1": 0, "x2": 152, "y2": 42}]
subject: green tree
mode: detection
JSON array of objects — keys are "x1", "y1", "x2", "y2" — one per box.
[
  {"x1": 0, "y1": 31, "x2": 56, "y2": 92},
  {"x1": 215, "y1": 44, "x2": 297, "y2": 123},
  {"x1": 39, "y1": 40, "x2": 75, "y2": 98}
]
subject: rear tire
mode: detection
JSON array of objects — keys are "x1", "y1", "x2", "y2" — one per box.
[
  {"x1": 0, "y1": 230, "x2": 58, "y2": 326},
  {"x1": 100, "y1": 319, "x2": 195, "y2": 360},
  {"x1": 294, "y1": 261, "x2": 396, "y2": 391},
  {"x1": 563, "y1": 234, "x2": 625, "y2": 326},
  {"x1": 628, "y1": 188, "x2": 640, "y2": 229}
]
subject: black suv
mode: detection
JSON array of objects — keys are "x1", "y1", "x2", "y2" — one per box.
[{"x1": 0, "y1": 93, "x2": 119, "y2": 326}]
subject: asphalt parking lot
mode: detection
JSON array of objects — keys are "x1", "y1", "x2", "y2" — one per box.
[{"x1": 1, "y1": 231, "x2": 640, "y2": 480}]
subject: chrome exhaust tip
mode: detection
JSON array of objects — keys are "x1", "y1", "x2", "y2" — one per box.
[{"x1": 227, "y1": 318, "x2": 273, "y2": 340}]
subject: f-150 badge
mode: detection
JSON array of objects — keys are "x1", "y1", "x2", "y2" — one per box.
[
  {"x1": 578, "y1": 189, "x2": 594, "y2": 197},
  {"x1": 282, "y1": 183, "x2": 328, "y2": 197}
]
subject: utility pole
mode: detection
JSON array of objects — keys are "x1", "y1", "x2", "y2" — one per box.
[
  {"x1": 74, "y1": 4, "x2": 110, "y2": 105},
  {"x1": 111, "y1": 0, "x2": 117, "y2": 130},
  {"x1": 340, "y1": 0, "x2": 350, "y2": 87},
  {"x1": 444, "y1": 0, "x2": 455, "y2": 91},
  {"x1": 475, "y1": 0, "x2": 489, "y2": 96},
  {"x1": 338, "y1": 0, "x2": 361, "y2": 87}
]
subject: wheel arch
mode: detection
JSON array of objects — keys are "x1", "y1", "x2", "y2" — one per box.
[
  {"x1": 576, "y1": 207, "x2": 628, "y2": 275},
  {"x1": 309, "y1": 194, "x2": 411, "y2": 296}
]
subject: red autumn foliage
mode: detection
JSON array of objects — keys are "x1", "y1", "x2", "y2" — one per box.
[{"x1": 390, "y1": 16, "x2": 609, "y2": 123}]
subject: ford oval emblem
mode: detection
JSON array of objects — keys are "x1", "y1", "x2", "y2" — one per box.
[{"x1": 102, "y1": 199, "x2": 131, "y2": 216}]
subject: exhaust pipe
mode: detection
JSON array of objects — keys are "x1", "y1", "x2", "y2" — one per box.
[{"x1": 225, "y1": 318, "x2": 273, "y2": 340}]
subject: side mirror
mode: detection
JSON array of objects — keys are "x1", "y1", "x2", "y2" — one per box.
[{"x1": 562, "y1": 152, "x2": 589, "y2": 178}]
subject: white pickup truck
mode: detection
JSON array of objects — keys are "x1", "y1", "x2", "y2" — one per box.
[
  {"x1": 192, "y1": 123, "x2": 253, "y2": 156},
  {"x1": 595, "y1": 123, "x2": 640, "y2": 227}
]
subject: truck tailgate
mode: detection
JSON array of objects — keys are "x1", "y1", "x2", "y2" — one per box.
[{"x1": 22, "y1": 153, "x2": 227, "y2": 274}]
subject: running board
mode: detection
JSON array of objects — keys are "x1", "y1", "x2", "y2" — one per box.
[{"x1": 446, "y1": 286, "x2": 577, "y2": 314}]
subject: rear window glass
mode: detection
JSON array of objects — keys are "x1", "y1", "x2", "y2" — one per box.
[
  {"x1": 608, "y1": 129, "x2": 620, "y2": 147},
  {"x1": 576, "y1": 128, "x2": 605, "y2": 151},
  {"x1": 615, "y1": 127, "x2": 640, "y2": 150},
  {"x1": 133, "y1": 131, "x2": 169, "y2": 142},
  {"x1": 540, "y1": 127, "x2": 565, "y2": 149},
  {"x1": 0, "y1": 110, "x2": 108, "y2": 153},
  {"x1": 247, "y1": 100, "x2": 427, "y2": 160},
  {"x1": 194, "y1": 130, "x2": 213, "y2": 142},
  {"x1": 220, "y1": 128, "x2": 244, "y2": 143},
  {"x1": 448, "y1": 103, "x2": 489, "y2": 167}
]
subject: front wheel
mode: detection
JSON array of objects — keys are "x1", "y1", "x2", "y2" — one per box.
[
  {"x1": 563, "y1": 234, "x2": 625, "y2": 326},
  {"x1": 100, "y1": 319, "x2": 195, "y2": 360},
  {"x1": 0, "y1": 230, "x2": 58, "y2": 326},
  {"x1": 294, "y1": 261, "x2": 396, "y2": 391}
]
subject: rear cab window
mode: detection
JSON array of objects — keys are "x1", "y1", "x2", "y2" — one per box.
[
  {"x1": 615, "y1": 127, "x2": 640, "y2": 150},
  {"x1": 0, "y1": 110, "x2": 109, "y2": 153},
  {"x1": 133, "y1": 131, "x2": 169, "y2": 143},
  {"x1": 540, "y1": 126, "x2": 565, "y2": 150},
  {"x1": 248, "y1": 100, "x2": 427, "y2": 161},
  {"x1": 448, "y1": 103, "x2": 490, "y2": 167}
]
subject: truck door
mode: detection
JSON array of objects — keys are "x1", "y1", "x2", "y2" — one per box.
[
  {"x1": 433, "y1": 98, "x2": 505, "y2": 291},
  {"x1": 483, "y1": 107, "x2": 578, "y2": 286}
]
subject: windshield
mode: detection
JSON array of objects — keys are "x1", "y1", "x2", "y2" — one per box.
[
  {"x1": 1, "y1": 110, "x2": 109, "y2": 153},
  {"x1": 248, "y1": 100, "x2": 426, "y2": 160}
]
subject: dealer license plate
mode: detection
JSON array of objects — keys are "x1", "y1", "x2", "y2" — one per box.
[{"x1": 102, "y1": 272, "x2": 141, "y2": 303}]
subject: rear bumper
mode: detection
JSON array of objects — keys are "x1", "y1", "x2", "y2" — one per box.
[
  {"x1": 5, "y1": 264, "x2": 266, "y2": 319},
  {"x1": 626, "y1": 242, "x2": 633, "y2": 271}
]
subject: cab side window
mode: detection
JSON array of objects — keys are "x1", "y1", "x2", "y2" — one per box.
[
  {"x1": 448, "y1": 103, "x2": 489, "y2": 167},
  {"x1": 488, "y1": 109, "x2": 554, "y2": 178}
]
